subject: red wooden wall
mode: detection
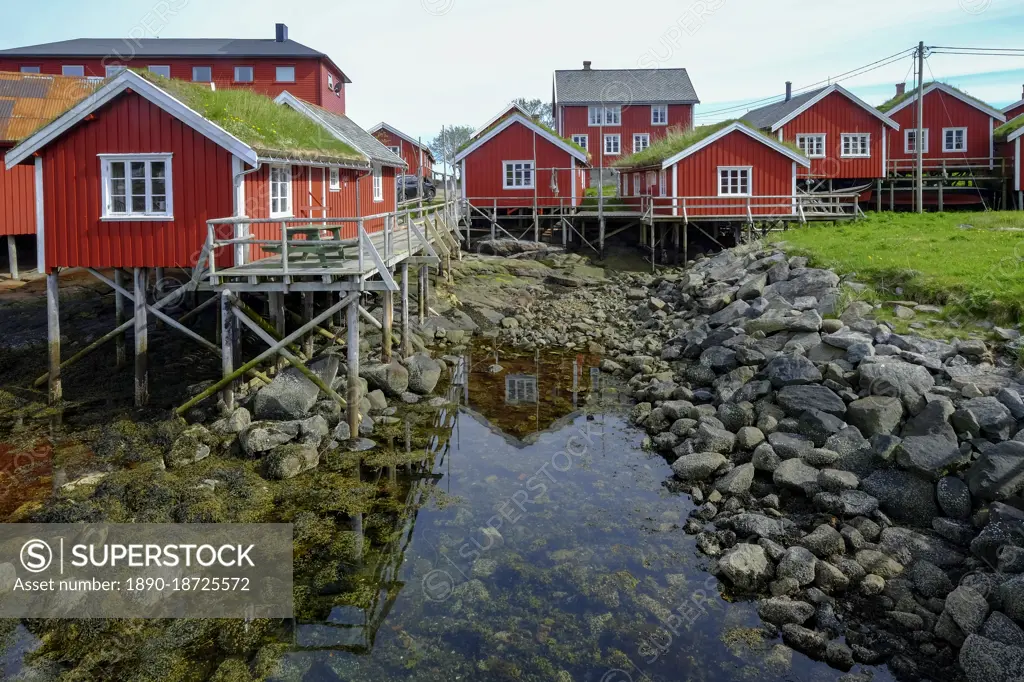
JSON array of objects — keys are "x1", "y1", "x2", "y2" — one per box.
[
  {"x1": 463, "y1": 121, "x2": 584, "y2": 209},
  {"x1": 35, "y1": 92, "x2": 234, "y2": 270},
  {"x1": 1005, "y1": 103, "x2": 1024, "y2": 122},
  {"x1": 887, "y1": 90, "x2": 997, "y2": 167},
  {"x1": 373, "y1": 129, "x2": 432, "y2": 177},
  {"x1": 0, "y1": 144, "x2": 35, "y2": 236},
  {"x1": 559, "y1": 103, "x2": 693, "y2": 171},
  {"x1": 776, "y1": 91, "x2": 888, "y2": 180}
]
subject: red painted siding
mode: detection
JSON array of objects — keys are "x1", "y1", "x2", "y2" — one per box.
[
  {"x1": 776, "y1": 91, "x2": 887, "y2": 180},
  {"x1": 37, "y1": 91, "x2": 234, "y2": 270},
  {"x1": 462, "y1": 121, "x2": 585, "y2": 209},
  {"x1": 317, "y1": 63, "x2": 346, "y2": 115},
  {"x1": 0, "y1": 57, "x2": 336, "y2": 111},
  {"x1": 887, "y1": 89, "x2": 997, "y2": 168},
  {"x1": 1005, "y1": 103, "x2": 1024, "y2": 121},
  {"x1": 559, "y1": 103, "x2": 693, "y2": 171},
  {"x1": 0, "y1": 145, "x2": 35, "y2": 236},
  {"x1": 372, "y1": 129, "x2": 432, "y2": 177}
]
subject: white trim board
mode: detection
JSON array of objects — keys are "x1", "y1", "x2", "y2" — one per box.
[
  {"x1": 454, "y1": 113, "x2": 589, "y2": 164},
  {"x1": 658, "y1": 122, "x2": 811, "y2": 170},
  {"x1": 6, "y1": 69, "x2": 257, "y2": 170},
  {"x1": 883, "y1": 82, "x2": 1006, "y2": 122},
  {"x1": 367, "y1": 121, "x2": 434, "y2": 161},
  {"x1": 770, "y1": 84, "x2": 900, "y2": 132},
  {"x1": 1002, "y1": 116, "x2": 1024, "y2": 143},
  {"x1": 470, "y1": 102, "x2": 534, "y2": 140}
]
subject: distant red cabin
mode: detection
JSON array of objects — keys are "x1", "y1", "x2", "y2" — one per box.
[
  {"x1": 996, "y1": 121, "x2": 1024, "y2": 209},
  {"x1": 455, "y1": 105, "x2": 589, "y2": 210},
  {"x1": 1004, "y1": 86, "x2": 1024, "y2": 122},
  {"x1": 369, "y1": 123, "x2": 434, "y2": 178}
]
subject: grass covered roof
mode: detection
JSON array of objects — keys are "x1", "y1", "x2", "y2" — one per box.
[
  {"x1": 877, "y1": 81, "x2": 997, "y2": 114},
  {"x1": 995, "y1": 113, "x2": 1024, "y2": 140},
  {"x1": 613, "y1": 120, "x2": 802, "y2": 168},
  {"x1": 458, "y1": 112, "x2": 588, "y2": 157}
]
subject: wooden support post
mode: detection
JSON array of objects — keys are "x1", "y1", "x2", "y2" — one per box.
[
  {"x1": 6, "y1": 236, "x2": 18, "y2": 281},
  {"x1": 938, "y1": 181, "x2": 944, "y2": 212},
  {"x1": 401, "y1": 262, "x2": 411, "y2": 358},
  {"x1": 876, "y1": 179, "x2": 883, "y2": 212},
  {"x1": 382, "y1": 283, "x2": 394, "y2": 363},
  {"x1": 302, "y1": 293, "x2": 315, "y2": 359},
  {"x1": 683, "y1": 224, "x2": 688, "y2": 263},
  {"x1": 533, "y1": 199, "x2": 539, "y2": 242},
  {"x1": 46, "y1": 272, "x2": 61, "y2": 404},
  {"x1": 889, "y1": 181, "x2": 894, "y2": 211},
  {"x1": 114, "y1": 268, "x2": 127, "y2": 368},
  {"x1": 133, "y1": 267, "x2": 148, "y2": 407},
  {"x1": 599, "y1": 216, "x2": 606, "y2": 259},
  {"x1": 154, "y1": 267, "x2": 165, "y2": 298},
  {"x1": 672, "y1": 224, "x2": 680, "y2": 265},
  {"x1": 346, "y1": 300, "x2": 360, "y2": 440},
  {"x1": 220, "y1": 290, "x2": 236, "y2": 411},
  {"x1": 491, "y1": 200, "x2": 497, "y2": 241},
  {"x1": 419, "y1": 267, "x2": 427, "y2": 325}
]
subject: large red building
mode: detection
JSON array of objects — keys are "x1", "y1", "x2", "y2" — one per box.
[
  {"x1": 455, "y1": 103, "x2": 588, "y2": 210},
  {"x1": 743, "y1": 83, "x2": 899, "y2": 185},
  {"x1": 1003, "y1": 86, "x2": 1024, "y2": 122},
  {"x1": 553, "y1": 64, "x2": 698, "y2": 174},
  {"x1": 368, "y1": 123, "x2": 434, "y2": 178},
  {"x1": 0, "y1": 24, "x2": 350, "y2": 115}
]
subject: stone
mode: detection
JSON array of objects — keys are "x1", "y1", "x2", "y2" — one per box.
[
  {"x1": 813, "y1": 490, "x2": 879, "y2": 517},
  {"x1": 768, "y1": 432, "x2": 814, "y2": 459},
  {"x1": 797, "y1": 411, "x2": 847, "y2": 448},
  {"x1": 803, "y1": 447, "x2": 841, "y2": 468},
  {"x1": 967, "y1": 441, "x2": 1024, "y2": 502},
  {"x1": 861, "y1": 574, "x2": 885, "y2": 596},
  {"x1": 736, "y1": 426, "x2": 765, "y2": 450},
  {"x1": 240, "y1": 420, "x2": 302, "y2": 456},
  {"x1": 752, "y1": 443, "x2": 782, "y2": 472},
  {"x1": 780, "y1": 624, "x2": 827, "y2": 658},
  {"x1": 861, "y1": 469, "x2": 939, "y2": 526},
  {"x1": 859, "y1": 360, "x2": 935, "y2": 414},
  {"x1": 997, "y1": 388, "x2": 1024, "y2": 420},
  {"x1": 946, "y1": 586, "x2": 990, "y2": 635},
  {"x1": 959, "y1": 634, "x2": 1024, "y2": 682},
  {"x1": 774, "y1": 459, "x2": 821, "y2": 496},
  {"x1": 879, "y1": 526, "x2": 965, "y2": 568},
  {"x1": 1001, "y1": 575, "x2": 1024, "y2": 623},
  {"x1": 264, "y1": 443, "x2": 320, "y2": 480},
  {"x1": 846, "y1": 397, "x2": 903, "y2": 437},
  {"x1": 964, "y1": 397, "x2": 1017, "y2": 441},
  {"x1": 937, "y1": 609, "x2": 967, "y2": 647},
  {"x1": 800, "y1": 524, "x2": 846, "y2": 558},
  {"x1": 818, "y1": 468, "x2": 859, "y2": 492},
  {"x1": 672, "y1": 452, "x2": 728, "y2": 481},
  {"x1": 404, "y1": 353, "x2": 442, "y2": 394},
  {"x1": 896, "y1": 400, "x2": 962, "y2": 480},
  {"x1": 758, "y1": 597, "x2": 815, "y2": 625},
  {"x1": 778, "y1": 546, "x2": 818, "y2": 586},
  {"x1": 823, "y1": 327, "x2": 874, "y2": 350},
  {"x1": 360, "y1": 361, "x2": 410, "y2": 397},
  {"x1": 745, "y1": 309, "x2": 823, "y2": 336},
  {"x1": 937, "y1": 476, "x2": 972, "y2": 520},
  {"x1": 815, "y1": 560, "x2": 850, "y2": 593},
  {"x1": 909, "y1": 560, "x2": 954, "y2": 598},
  {"x1": 366, "y1": 389, "x2": 388, "y2": 412},
  {"x1": 253, "y1": 355, "x2": 339, "y2": 420},
  {"x1": 855, "y1": 550, "x2": 903, "y2": 579},
  {"x1": 728, "y1": 513, "x2": 800, "y2": 543},
  {"x1": 694, "y1": 423, "x2": 736, "y2": 454},
  {"x1": 765, "y1": 354, "x2": 822, "y2": 388},
  {"x1": 165, "y1": 425, "x2": 213, "y2": 469},
  {"x1": 718, "y1": 544, "x2": 773, "y2": 591},
  {"x1": 1000, "y1": 546, "x2": 1024, "y2": 574},
  {"x1": 981, "y1": 612, "x2": 1024, "y2": 647},
  {"x1": 223, "y1": 407, "x2": 251, "y2": 434},
  {"x1": 716, "y1": 463, "x2": 755, "y2": 495}
]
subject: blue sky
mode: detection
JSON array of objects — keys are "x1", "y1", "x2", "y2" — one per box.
[{"x1": 2, "y1": 0, "x2": 1023, "y2": 145}]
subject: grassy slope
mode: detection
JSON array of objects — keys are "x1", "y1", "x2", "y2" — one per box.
[{"x1": 769, "y1": 212, "x2": 1024, "y2": 322}]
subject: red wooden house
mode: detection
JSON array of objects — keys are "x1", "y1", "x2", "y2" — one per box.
[
  {"x1": 742, "y1": 83, "x2": 899, "y2": 186},
  {"x1": 553, "y1": 63, "x2": 698, "y2": 174},
  {"x1": 3, "y1": 69, "x2": 402, "y2": 274},
  {"x1": 612, "y1": 120, "x2": 810, "y2": 219},
  {"x1": 368, "y1": 123, "x2": 434, "y2": 178},
  {"x1": 1003, "y1": 86, "x2": 1024, "y2": 122},
  {"x1": 0, "y1": 24, "x2": 350, "y2": 115},
  {"x1": 995, "y1": 117, "x2": 1024, "y2": 209},
  {"x1": 455, "y1": 104, "x2": 589, "y2": 210},
  {"x1": 878, "y1": 82, "x2": 1006, "y2": 172}
]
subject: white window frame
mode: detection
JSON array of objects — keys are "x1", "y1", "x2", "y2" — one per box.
[
  {"x1": 275, "y1": 65, "x2": 296, "y2": 83},
  {"x1": 148, "y1": 65, "x2": 171, "y2": 78},
  {"x1": 104, "y1": 65, "x2": 126, "y2": 78},
  {"x1": 269, "y1": 165, "x2": 292, "y2": 218},
  {"x1": 62, "y1": 65, "x2": 85, "y2": 77},
  {"x1": 588, "y1": 105, "x2": 621, "y2": 126},
  {"x1": 503, "y1": 160, "x2": 535, "y2": 189},
  {"x1": 651, "y1": 105, "x2": 668, "y2": 126},
  {"x1": 505, "y1": 374, "x2": 537, "y2": 404},
  {"x1": 19, "y1": 66, "x2": 40, "y2": 74},
  {"x1": 633, "y1": 173, "x2": 640, "y2": 196},
  {"x1": 633, "y1": 133, "x2": 650, "y2": 153},
  {"x1": 372, "y1": 165, "x2": 383, "y2": 202},
  {"x1": 571, "y1": 134, "x2": 588, "y2": 150},
  {"x1": 718, "y1": 166, "x2": 752, "y2": 197},
  {"x1": 99, "y1": 153, "x2": 174, "y2": 221},
  {"x1": 943, "y1": 127, "x2": 967, "y2": 153},
  {"x1": 192, "y1": 66, "x2": 212, "y2": 82},
  {"x1": 604, "y1": 134, "x2": 621, "y2": 155},
  {"x1": 327, "y1": 74, "x2": 334, "y2": 91},
  {"x1": 905, "y1": 128, "x2": 929, "y2": 154},
  {"x1": 659, "y1": 169, "x2": 667, "y2": 197},
  {"x1": 387, "y1": 146, "x2": 401, "y2": 156},
  {"x1": 840, "y1": 133, "x2": 871, "y2": 158},
  {"x1": 329, "y1": 167, "x2": 340, "y2": 191},
  {"x1": 795, "y1": 133, "x2": 826, "y2": 159},
  {"x1": 234, "y1": 65, "x2": 254, "y2": 83}
]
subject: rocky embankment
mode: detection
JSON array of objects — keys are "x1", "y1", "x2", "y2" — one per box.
[{"x1": 454, "y1": 242, "x2": 1024, "y2": 682}]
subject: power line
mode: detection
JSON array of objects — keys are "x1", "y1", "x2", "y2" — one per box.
[{"x1": 931, "y1": 46, "x2": 1024, "y2": 52}]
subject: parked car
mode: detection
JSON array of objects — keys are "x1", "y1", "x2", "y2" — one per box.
[{"x1": 399, "y1": 175, "x2": 436, "y2": 202}]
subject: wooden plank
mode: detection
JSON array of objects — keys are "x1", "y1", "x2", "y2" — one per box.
[
  {"x1": 347, "y1": 300, "x2": 360, "y2": 439},
  {"x1": 221, "y1": 290, "x2": 235, "y2": 411},
  {"x1": 134, "y1": 267, "x2": 148, "y2": 407},
  {"x1": 7, "y1": 236, "x2": 18, "y2": 281},
  {"x1": 46, "y1": 272, "x2": 61, "y2": 405}
]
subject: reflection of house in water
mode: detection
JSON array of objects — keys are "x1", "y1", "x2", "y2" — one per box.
[{"x1": 505, "y1": 374, "x2": 537, "y2": 405}]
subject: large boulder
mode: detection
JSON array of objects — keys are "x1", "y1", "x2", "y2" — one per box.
[
  {"x1": 360, "y1": 361, "x2": 410, "y2": 397},
  {"x1": 945, "y1": 586, "x2": 990, "y2": 635},
  {"x1": 253, "y1": 355, "x2": 340, "y2": 420},
  {"x1": 765, "y1": 354, "x2": 822, "y2": 388},
  {"x1": 758, "y1": 597, "x2": 815, "y2": 625},
  {"x1": 959, "y1": 634, "x2": 1024, "y2": 682},
  {"x1": 1001, "y1": 575, "x2": 1024, "y2": 623},
  {"x1": 846, "y1": 397, "x2": 903, "y2": 437},
  {"x1": 774, "y1": 458, "x2": 821, "y2": 496},
  {"x1": 896, "y1": 401, "x2": 964, "y2": 480},
  {"x1": 672, "y1": 452, "x2": 727, "y2": 481},
  {"x1": 967, "y1": 441, "x2": 1024, "y2": 502},
  {"x1": 165, "y1": 424, "x2": 215, "y2": 469},
  {"x1": 963, "y1": 397, "x2": 1017, "y2": 441},
  {"x1": 239, "y1": 420, "x2": 303, "y2": 456},
  {"x1": 264, "y1": 443, "x2": 320, "y2": 480},
  {"x1": 862, "y1": 469, "x2": 939, "y2": 526},
  {"x1": 776, "y1": 384, "x2": 846, "y2": 419},
  {"x1": 858, "y1": 360, "x2": 935, "y2": 414},
  {"x1": 404, "y1": 353, "x2": 442, "y2": 394},
  {"x1": 937, "y1": 476, "x2": 973, "y2": 520},
  {"x1": 718, "y1": 543, "x2": 773, "y2": 591},
  {"x1": 716, "y1": 463, "x2": 755, "y2": 495}
]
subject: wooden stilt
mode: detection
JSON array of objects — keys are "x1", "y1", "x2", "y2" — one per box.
[
  {"x1": 302, "y1": 293, "x2": 315, "y2": 359},
  {"x1": 418, "y1": 267, "x2": 426, "y2": 325},
  {"x1": 347, "y1": 300, "x2": 360, "y2": 439},
  {"x1": 133, "y1": 267, "x2": 148, "y2": 407},
  {"x1": 599, "y1": 217, "x2": 606, "y2": 258},
  {"x1": 154, "y1": 267, "x2": 165, "y2": 298},
  {"x1": 271, "y1": 292, "x2": 286, "y2": 371},
  {"x1": 938, "y1": 181, "x2": 944, "y2": 212},
  {"x1": 401, "y1": 262, "x2": 411, "y2": 358},
  {"x1": 382, "y1": 283, "x2": 394, "y2": 363},
  {"x1": 7, "y1": 236, "x2": 18, "y2": 281},
  {"x1": 683, "y1": 224, "x2": 688, "y2": 263},
  {"x1": 220, "y1": 290, "x2": 236, "y2": 411},
  {"x1": 114, "y1": 268, "x2": 126, "y2": 368},
  {"x1": 46, "y1": 272, "x2": 61, "y2": 404},
  {"x1": 876, "y1": 179, "x2": 882, "y2": 212}
]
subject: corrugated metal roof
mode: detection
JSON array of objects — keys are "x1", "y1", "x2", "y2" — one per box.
[
  {"x1": 0, "y1": 71, "x2": 100, "y2": 142},
  {"x1": 741, "y1": 87, "x2": 827, "y2": 130},
  {"x1": 553, "y1": 68, "x2": 699, "y2": 105}
]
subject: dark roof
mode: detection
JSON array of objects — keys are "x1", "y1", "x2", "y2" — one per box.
[
  {"x1": 742, "y1": 87, "x2": 826, "y2": 130},
  {"x1": 553, "y1": 68, "x2": 698, "y2": 105},
  {"x1": 302, "y1": 104, "x2": 407, "y2": 168},
  {"x1": 0, "y1": 38, "x2": 351, "y2": 82}
]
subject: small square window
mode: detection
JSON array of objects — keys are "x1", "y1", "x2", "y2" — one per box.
[
  {"x1": 192, "y1": 66, "x2": 212, "y2": 82},
  {"x1": 633, "y1": 133, "x2": 650, "y2": 153},
  {"x1": 840, "y1": 133, "x2": 870, "y2": 158},
  {"x1": 943, "y1": 127, "x2": 967, "y2": 153},
  {"x1": 651, "y1": 105, "x2": 668, "y2": 125},
  {"x1": 20, "y1": 66, "x2": 40, "y2": 74},
  {"x1": 796, "y1": 134, "x2": 826, "y2": 158},
  {"x1": 718, "y1": 167, "x2": 751, "y2": 196},
  {"x1": 276, "y1": 66, "x2": 295, "y2": 83},
  {"x1": 388, "y1": 146, "x2": 401, "y2": 156},
  {"x1": 104, "y1": 65, "x2": 126, "y2": 78},
  {"x1": 234, "y1": 66, "x2": 254, "y2": 83},
  {"x1": 503, "y1": 161, "x2": 534, "y2": 189},
  {"x1": 604, "y1": 134, "x2": 621, "y2": 155},
  {"x1": 62, "y1": 65, "x2": 85, "y2": 77},
  {"x1": 101, "y1": 154, "x2": 173, "y2": 219},
  {"x1": 148, "y1": 65, "x2": 171, "y2": 78},
  {"x1": 905, "y1": 128, "x2": 929, "y2": 154},
  {"x1": 571, "y1": 134, "x2": 588, "y2": 150}
]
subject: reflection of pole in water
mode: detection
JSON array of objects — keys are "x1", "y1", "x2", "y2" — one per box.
[
  {"x1": 572, "y1": 355, "x2": 580, "y2": 410},
  {"x1": 535, "y1": 348, "x2": 541, "y2": 433}
]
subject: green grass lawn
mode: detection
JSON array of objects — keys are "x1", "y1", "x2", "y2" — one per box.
[{"x1": 769, "y1": 211, "x2": 1024, "y2": 323}]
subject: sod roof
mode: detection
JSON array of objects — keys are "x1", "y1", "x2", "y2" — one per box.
[
  {"x1": 994, "y1": 113, "x2": 1024, "y2": 141},
  {"x1": 612, "y1": 120, "x2": 803, "y2": 168},
  {"x1": 878, "y1": 81, "x2": 998, "y2": 115}
]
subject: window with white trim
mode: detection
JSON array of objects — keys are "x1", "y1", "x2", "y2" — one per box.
[
  {"x1": 62, "y1": 65, "x2": 85, "y2": 77},
  {"x1": 19, "y1": 66, "x2": 40, "y2": 74},
  {"x1": 841, "y1": 133, "x2": 870, "y2": 158},
  {"x1": 503, "y1": 161, "x2": 534, "y2": 189},
  {"x1": 651, "y1": 105, "x2": 668, "y2": 125},
  {"x1": 796, "y1": 133, "x2": 826, "y2": 158},
  {"x1": 588, "y1": 105, "x2": 621, "y2": 126},
  {"x1": 234, "y1": 65, "x2": 254, "y2": 83},
  {"x1": 372, "y1": 165, "x2": 383, "y2": 202},
  {"x1": 604, "y1": 134, "x2": 621, "y2": 155},
  {"x1": 270, "y1": 165, "x2": 292, "y2": 217},
  {"x1": 571, "y1": 134, "x2": 588, "y2": 150},
  {"x1": 101, "y1": 154, "x2": 173, "y2": 219},
  {"x1": 329, "y1": 167, "x2": 340, "y2": 191},
  {"x1": 104, "y1": 65, "x2": 125, "y2": 78},
  {"x1": 387, "y1": 146, "x2": 400, "y2": 156},
  {"x1": 633, "y1": 133, "x2": 650, "y2": 153},
  {"x1": 659, "y1": 169, "x2": 667, "y2": 197},
  {"x1": 633, "y1": 173, "x2": 640, "y2": 196},
  {"x1": 148, "y1": 65, "x2": 171, "y2": 78},
  {"x1": 905, "y1": 128, "x2": 929, "y2": 154},
  {"x1": 718, "y1": 167, "x2": 751, "y2": 196},
  {"x1": 327, "y1": 74, "x2": 334, "y2": 91},
  {"x1": 943, "y1": 127, "x2": 967, "y2": 153},
  {"x1": 505, "y1": 374, "x2": 537, "y2": 404},
  {"x1": 192, "y1": 66, "x2": 212, "y2": 82},
  {"x1": 276, "y1": 66, "x2": 295, "y2": 83}
]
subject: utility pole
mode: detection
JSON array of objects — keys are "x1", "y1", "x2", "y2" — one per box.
[{"x1": 916, "y1": 40, "x2": 925, "y2": 214}]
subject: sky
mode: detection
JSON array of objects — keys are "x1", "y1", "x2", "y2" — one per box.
[{"x1": 3, "y1": 0, "x2": 1024, "y2": 148}]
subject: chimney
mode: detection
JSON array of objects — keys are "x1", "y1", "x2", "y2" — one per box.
[
  {"x1": 583, "y1": 61, "x2": 592, "y2": 71},
  {"x1": 785, "y1": 81, "x2": 792, "y2": 102},
  {"x1": 1020, "y1": 84, "x2": 1024, "y2": 99},
  {"x1": 275, "y1": 23, "x2": 289, "y2": 42},
  {"x1": 896, "y1": 82, "x2": 906, "y2": 97}
]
